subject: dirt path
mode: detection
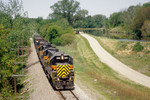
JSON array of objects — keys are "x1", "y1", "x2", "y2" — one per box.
[
  {"x1": 81, "y1": 33, "x2": 150, "y2": 88},
  {"x1": 25, "y1": 38, "x2": 91, "y2": 100}
]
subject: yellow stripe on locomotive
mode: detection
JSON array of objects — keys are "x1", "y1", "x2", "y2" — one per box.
[{"x1": 56, "y1": 64, "x2": 72, "y2": 78}]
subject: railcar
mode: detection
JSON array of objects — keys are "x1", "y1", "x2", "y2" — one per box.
[
  {"x1": 41, "y1": 47, "x2": 59, "y2": 68},
  {"x1": 34, "y1": 36, "x2": 44, "y2": 48},
  {"x1": 38, "y1": 43, "x2": 52, "y2": 60}
]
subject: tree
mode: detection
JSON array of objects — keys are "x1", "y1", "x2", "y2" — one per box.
[
  {"x1": 0, "y1": 11, "x2": 12, "y2": 29},
  {"x1": 143, "y1": 2, "x2": 150, "y2": 8},
  {"x1": 108, "y1": 12, "x2": 123, "y2": 28},
  {"x1": 46, "y1": 25, "x2": 62, "y2": 42},
  {"x1": 7, "y1": 0, "x2": 24, "y2": 18},
  {"x1": 75, "y1": 9, "x2": 88, "y2": 20},
  {"x1": 0, "y1": 0, "x2": 26, "y2": 29},
  {"x1": 50, "y1": 0, "x2": 80, "y2": 26},
  {"x1": 73, "y1": 9, "x2": 88, "y2": 28},
  {"x1": 132, "y1": 7, "x2": 150, "y2": 38},
  {"x1": 92, "y1": 14, "x2": 107, "y2": 28},
  {"x1": 0, "y1": 0, "x2": 35, "y2": 98},
  {"x1": 121, "y1": 5, "x2": 139, "y2": 32},
  {"x1": 141, "y1": 20, "x2": 150, "y2": 39}
]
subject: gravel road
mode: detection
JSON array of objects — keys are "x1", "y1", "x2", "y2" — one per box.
[
  {"x1": 25, "y1": 38, "x2": 91, "y2": 100},
  {"x1": 81, "y1": 33, "x2": 150, "y2": 88}
]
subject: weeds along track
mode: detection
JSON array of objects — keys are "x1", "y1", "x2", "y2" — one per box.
[{"x1": 57, "y1": 90, "x2": 79, "y2": 100}]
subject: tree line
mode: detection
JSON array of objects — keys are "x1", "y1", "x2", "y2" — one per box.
[
  {"x1": 50, "y1": 0, "x2": 150, "y2": 40},
  {"x1": 107, "y1": 2, "x2": 150, "y2": 40},
  {"x1": 0, "y1": 0, "x2": 38, "y2": 98}
]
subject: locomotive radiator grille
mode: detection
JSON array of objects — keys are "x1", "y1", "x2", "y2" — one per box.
[{"x1": 57, "y1": 65, "x2": 71, "y2": 78}]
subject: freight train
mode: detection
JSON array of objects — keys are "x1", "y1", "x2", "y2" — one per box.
[{"x1": 34, "y1": 35, "x2": 74, "y2": 90}]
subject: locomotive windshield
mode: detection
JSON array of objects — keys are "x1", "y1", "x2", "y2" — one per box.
[{"x1": 51, "y1": 56, "x2": 73, "y2": 65}]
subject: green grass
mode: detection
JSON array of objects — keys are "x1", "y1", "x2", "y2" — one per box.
[
  {"x1": 92, "y1": 35, "x2": 150, "y2": 77},
  {"x1": 57, "y1": 35, "x2": 150, "y2": 100}
]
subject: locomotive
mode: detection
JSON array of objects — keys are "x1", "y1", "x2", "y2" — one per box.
[{"x1": 34, "y1": 35, "x2": 74, "y2": 89}]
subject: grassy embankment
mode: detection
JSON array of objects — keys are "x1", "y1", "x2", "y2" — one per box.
[
  {"x1": 57, "y1": 35, "x2": 150, "y2": 100},
  {"x1": 91, "y1": 35, "x2": 150, "y2": 77}
]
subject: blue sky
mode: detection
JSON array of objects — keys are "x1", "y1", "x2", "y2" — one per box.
[{"x1": 1, "y1": 0, "x2": 149, "y2": 19}]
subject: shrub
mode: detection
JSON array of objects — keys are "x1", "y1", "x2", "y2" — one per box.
[
  {"x1": 60, "y1": 33, "x2": 75, "y2": 45},
  {"x1": 141, "y1": 20, "x2": 150, "y2": 40},
  {"x1": 116, "y1": 41, "x2": 128, "y2": 50},
  {"x1": 46, "y1": 25, "x2": 62, "y2": 42},
  {"x1": 132, "y1": 42, "x2": 144, "y2": 52},
  {"x1": 51, "y1": 37, "x2": 63, "y2": 45}
]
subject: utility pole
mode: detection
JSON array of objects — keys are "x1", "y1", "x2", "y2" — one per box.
[
  {"x1": 12, "y1": 40, "x2": 28, "y2": 98},
  {"x1": 18, "y1": 47, "x2": 19, "y2": 57},
  {"x1": 14, "y1": 67, "x2": 17, "y2": 96},
  {"x1": 21, "y1": 40, "x2": 23, "y2": 61}
]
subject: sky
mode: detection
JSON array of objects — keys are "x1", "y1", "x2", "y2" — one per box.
[{"x1": 1, "y1": 0, "x2": 150, "y2": 19}]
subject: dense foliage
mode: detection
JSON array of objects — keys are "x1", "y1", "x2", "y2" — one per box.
[
  {"x1": 0, "y1": 0, "x2": 37, "y2": 98},
  {"x1": 132, "y1": 42, "x2": 144, "y2": 52},
  {"x1": 141, "y1": 20, "x2": 150, "y2": 39},
  {"x1": 51, "y1": 1, "x2": 150, "y2": 40},
  {"x1": 50, "y1": 0, "x2": 80, "y2": 26},
  {"x1": 50, "y1": 1, "x2": 150, "y2": 40},
  {"x1": 50, "y1": 0, "x2": 89, "y2": 26},
  {"x1": 39, "y1": 18, "x2": 75, "y2": 45},
  {"x1": 107, "y1": 2, "x2": 150, "y2": 40}
]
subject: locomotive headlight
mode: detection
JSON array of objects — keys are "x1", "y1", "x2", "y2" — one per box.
[{"x1": 61, "y1": 55, "x2": 64, "y2": 60}]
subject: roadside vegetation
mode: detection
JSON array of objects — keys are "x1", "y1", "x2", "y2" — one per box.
[
  {"x1": 0, "y1": 0, "x2": 38, "y2": 99},
  {"x1": 57, "y1": 35, "x2": 150, "y2": 100},
  {"x1": 39, "y1": 18, "x2": 75, "y2": 46},
  {"x1": 92, "y1": 35, "x2": 150, "y2": 77}
]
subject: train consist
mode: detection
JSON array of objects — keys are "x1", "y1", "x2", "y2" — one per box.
[{"x1": 33, "y1": 35, "x2": 74, "y2": 90}]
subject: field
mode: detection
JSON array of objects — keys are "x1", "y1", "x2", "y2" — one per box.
[
  {"x1": 92, "y1": 35, "x2": 150, "y2": 77},
  {"x1": 57, "y1": 35, "x2": 150, "y2": 100}
]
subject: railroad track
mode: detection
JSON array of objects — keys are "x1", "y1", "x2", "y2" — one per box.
[{"x1": 58, "y1": 90, "x2": 79, "y2": 100}]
